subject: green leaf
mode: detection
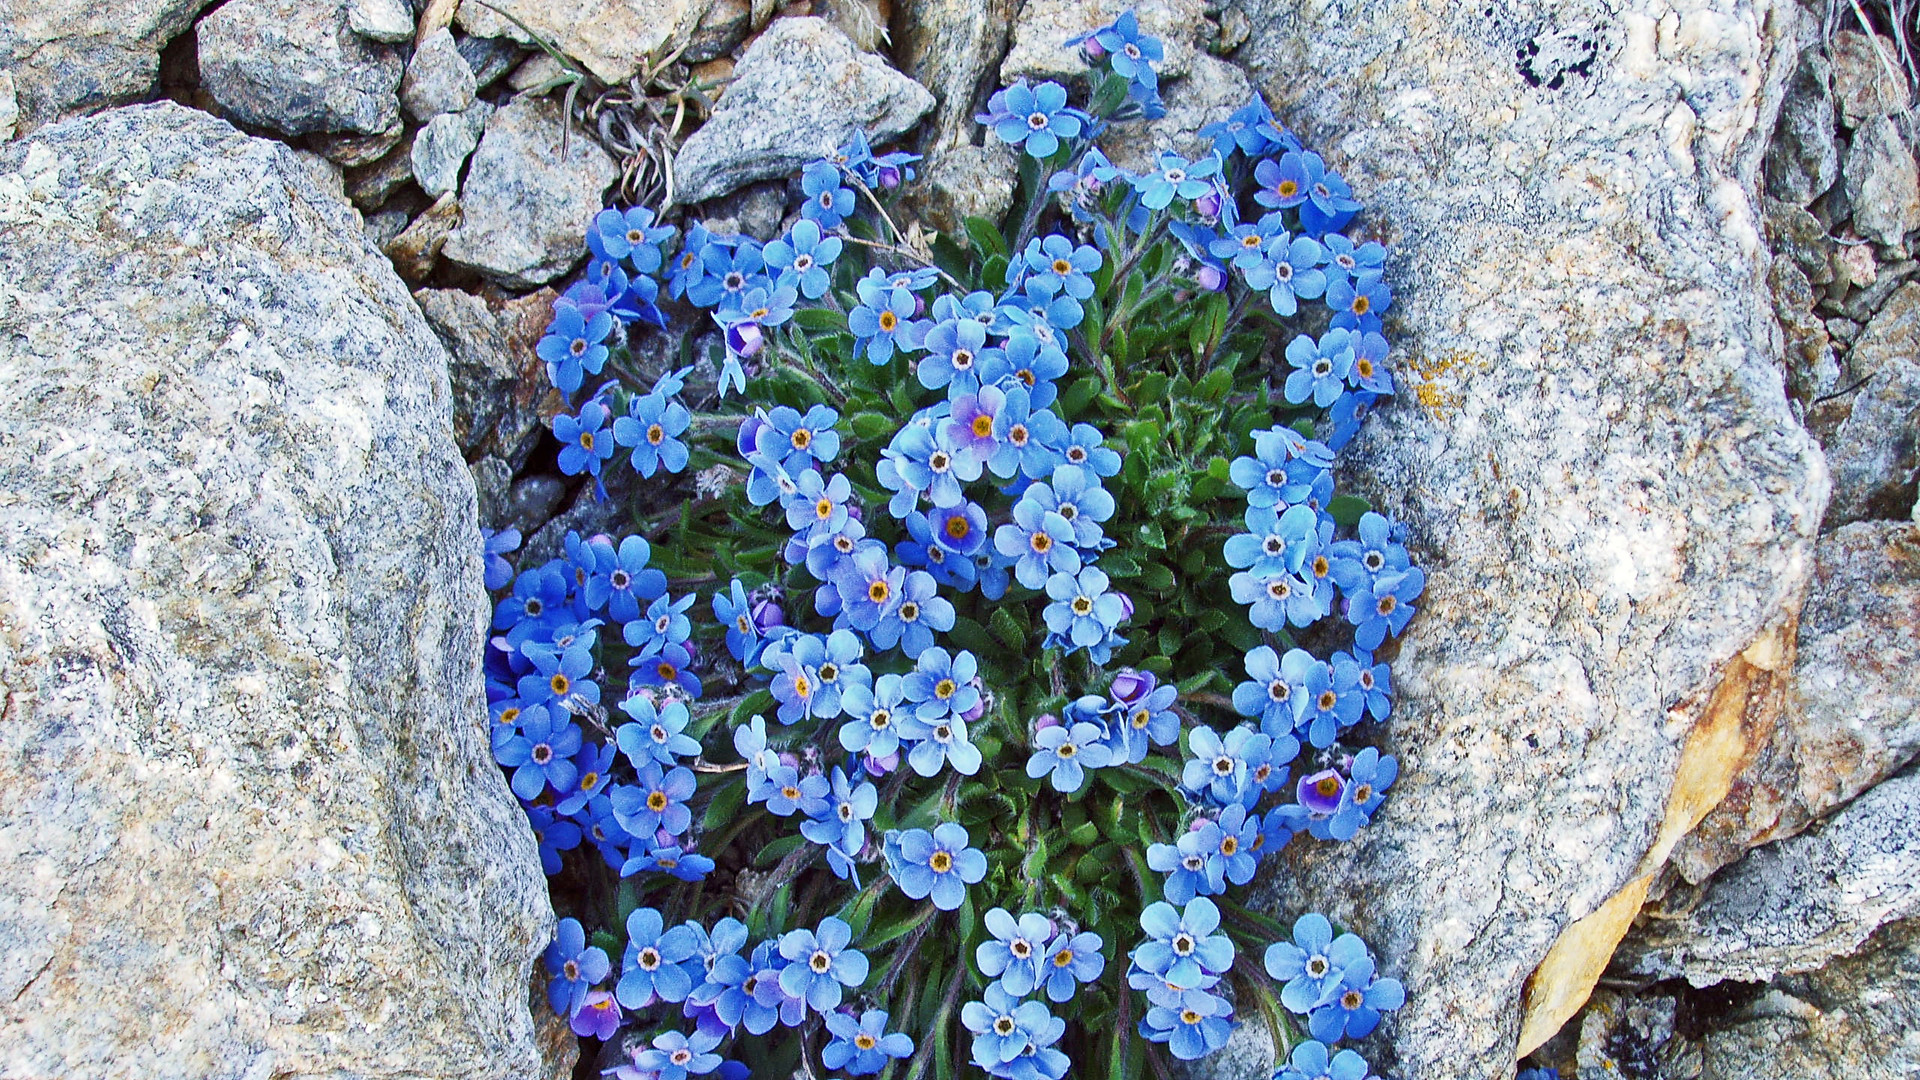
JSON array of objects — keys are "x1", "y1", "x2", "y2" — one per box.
[
  {"x1": 1207, "y1": 456, "x2": 1233, "y2": 481},
  {"x1": 850, "y1": 411, "x2": 894, "y2": 440},
  {"x1": 948, "y1": 615, "x2": 995, "y2": 655},
  {"x1": 792, "y1": 307, "x2": 847, "y2": 332},
  {"x1": 1090, "y1": 71, "x2": 1131, "y2": 117},
  {"x1": 1328, "y1": 493, "x2": 1372, "y2": 527},
  {"x1": 701, "y1": 775, "x2": 746, "y2": 830},
  {"x1": 1140, "y1": 560, "x2": 1175, "y2": 591},
  {"x1": 990, "y1": 607, "x2": 1025, "y2": 648},
  {"x1": 964, "y1": 216, "x2": 1009, "y2": 258},
  {"x1": 754, "y1": 833, "x2": 806, "y2": 868},
  {"x1": 1058, "y1": 376, "x2": 1101, "y2": 415},
  {"x1": 1066, "y1": 821, "x2": 1099, "y2": 847}
]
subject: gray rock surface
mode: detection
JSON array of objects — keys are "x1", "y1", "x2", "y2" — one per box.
[
  {"x1": 0, "y1": 0, "x2": 211, "y2": 131},
  {"x1": 403, "y1": 27, "x2": 478, "y2": 121},
  {"x1": 1623, "y1": 769, "x2": 1920, "y2": 985},
  {"x1": 0, "y1": 72, "x2": 17, "y2": 141},
  {"x1": 0, "y1": 101, "x2": 556, "y2": 1079},
  {"x1": 672, "y1": 17, "x2": 935, "y2": 204},
  {"x1": 455, "y1": 0, "x2": 710, "y2": 85},
  {"x1": 1842, "y1": 116, "x2": 1920, "y2": 247},
  {"x1": 1831, "y1": 29, "x2": 1910, "y2": 125},
  {"x1": 348, "y1": 0, "x2": 416, "y2": 43},
  {"x1": 313, "y1": 122, "x2": 408, "y2": 167},
  {"x1": 1697, "y1": 918, "x2": 1920, "y2": 1080},
  {"x1": 1215, "y1": 1, "x2": 1828, "y2": 1076},
  {"x1": 1765, "y1": 49, "x2": 1838, "y2": 206},
  {"x1": 415, "y1": 285, "x2": 566, "y2": 467},
  {"x1": 1818, "y1": 282, "x2": 1920, "y2": 526},
  {"x1": 1001, "y1": 0, "x2": 1207, "y2": 84},
  {"x1": 897, "y1": 0, "x2": 1019, "y2": 154},
  {"x1": 1101, "y1": 51, "x2": 1252, "y2": 172},
  {"x1": 413, "y1": 103, "x2": 493, "y2": 197},
  {"x1": 1665, "y1": 521, "x2": 1920, "y2": 884},
  {"x1": 443, "y1": 94, "x2": 616, "y2": 288},
  {"x1": 198, "y1": 0, "x2": 404, "y2": 136}
]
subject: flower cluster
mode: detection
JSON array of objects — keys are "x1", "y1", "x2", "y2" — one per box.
[{"x1": 483, "y1": 10, "x2": 1421, "y2": 1078}]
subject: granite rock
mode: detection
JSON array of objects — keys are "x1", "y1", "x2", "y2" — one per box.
[
  {"x1": 672, "y1": 17, "x2": 935, "y2": 204},
  {"x1": 443, "y1": 94, "x2": 617, "y2": 288},
  {"x1": 1831, "y1": 29, "x2": 1910, "y2": 125},
  {"x1": 198, "y1": 0, "x2": 404, "y2": 136},
  {"x1": 1660, "y1": 521, "x2": 1920, "y2": 886},
  {"x1": 385, "y1": 190, "x2": 462, "y2": 280},
  {"x1": 1001, "y1": 0, "x2": 1208, "y2": 84},
  {"x1": 344, "y1": 127, "x2": 419, "y2": 209},
  {"x1": 455, "y1": 0, "x2": 710, "y2": 85},
  {"x1": 1622, "y1": 768, "x2": 1920, "y2": 985},
  {"x1": 0, "y1": 0, "x2": 212, "y2": 132},
  {"x1": 1697, "y1": 918, "x2": 1920, "y2": 1080},
  {"x1": 412, "y1": 102, "x2": 493, "y2": 197},
  {"x1": 402, "y1": 27, "x2": 478, "y2": 121},
  {"x1": 896, "y1": 0, "x2": 1019, "y2": 154},
  {"x1": 0, "y1": 72, "x2": 18, "y2": 141},
  {"x1": 1769, "y1": 257, "x2": 1838, "y2": 403},
  {"x1": 1764, "y1": 48, "x2": 1838, "y2": 205},
  {"x1": 415, "y1": 285, "x2": 567, "y2": 467},
  {"x1": 1100, "y1": 51, "x2": 1253, "y2": 172},
  {"x1": 1215, "y1": 1, "x2": 1829, "y2": 1076},
  {"x1": 1842, "y1": 115, "x2": 1920, "y2": 247},
  {"x1": 1821, "y1": 283, "x2": 1920, "y2": 526},
  {"x1": 348, "y1": 0, "x2": 416, "y2": 43},
  {"x1": 312, "y1": 121, "x2": 408, "y2": 167},
  {"x1": 0, "y1": 101, "x2": 556, "y2": 1079}
]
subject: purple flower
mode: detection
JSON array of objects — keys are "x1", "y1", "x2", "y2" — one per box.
[{"x1": 571, "y1": 989, "x2": 622, "y2": 1038}]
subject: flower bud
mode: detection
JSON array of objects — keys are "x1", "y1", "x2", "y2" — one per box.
[
  {"x1": 864, "y1": 751, "x2": 899, "y2": 777},
  {"x1": 1196, "y1": 263, "x2": 1228, "y2": 292},
  {"x1": 1193, "y1": 190, "x2": 1221, "y2": 219},
  {"x1": 1081, "y1": 37, "x2": 1108, "y2": 60},
  {"x1": 751, "y1": 598, "x2": 785, "y2": 631},
  {"x1": 1108, "y1": 668, "x2": 1153, "y2": 705},
  {"x1": 726, "y1": 319, "x2": 765, "y2": 358},
  {"x1": 878, "y1": 165, "x2": 902, "y2": 189},
  {"x1": 1114, "y1": 590, "x2": 1136, "y2": 621},
  {"x1": 1032, "y1": 712, "x2": 1061, "y2": 733}
]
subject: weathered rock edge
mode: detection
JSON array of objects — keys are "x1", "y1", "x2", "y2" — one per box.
[{"x1": 0, "y1": 101, "x2": 555, "y2": 1079}]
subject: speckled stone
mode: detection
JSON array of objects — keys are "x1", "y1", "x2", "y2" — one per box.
[
  {"x1": 0, "y1": 0, "x2": 212, "y2": 132},
  {"x1": 1207, "y1": 1, "x2": 1828, "y2": 1076},
  {"x1": 0, "y1": 102, "x2": 559, "y2": 1080},
  {"x1": 671, "y1": 17, "x2": 935, "y2": 204},
  {"x1": 455, "y1": 0, "x2": 710, "y2": 85},
  {"x1": 197, "y1": 0, "x2": 403, "y2": 136},
  {"x1": 442, "y1": 94, "x2": 617, "y2": 288}
]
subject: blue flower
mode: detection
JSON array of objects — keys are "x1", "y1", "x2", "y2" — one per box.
[
  {"x1": 1285, "y1": 329, "x2": 1357, "y2": 406},
  {"x1": 918, "y1": 315, "x2": 998, "y2": 393},
  {"x1": 849, "y1": 273, "x2": 926, "y2": 364},
  {"x1": 1300, "y1": 164, "x2": 1363, "y2": 235},
  {"x1": 611, "y1": 761, "x2": 696, "y2": 837},
  {"x1": 1105, "y1": 674, "x2": 1180, "y2": 763},
  {"x1": 1348, "y1": 565, "x2": 1424, "y2": 650},
  {"x1": 896, "y1": 707, "x2": 983, "y2": 777},
  {"x1": 1349, "y1": 329, "x2": 1395, "y2": 394},
  {"x1": 927, "y1": 500, "x2": 990, "y2": 557},
  {"x1": 1060, "y1": 422, "x2": 1121, "y2": 477},
  {"x1": 614, "y1": 391, "x2": 691, "y2": 477},
  {"x1": 516, "y1": 642, "x2": 600, "y2": 718},
  {"x1": 1200, "y1": 96, "x2": 1290, "y2": 157},
  {"x1": 1040, "y1": 930, "x2": 1105, "y2": 1003},
  {"x1": 590, "y1": 206, "x2": 674, "y2": 273},
  {"x1": 801, "y1": 160, "x2": 858, "y2": 227},
  {"x1": 902, "y1": 646, "x2": 980, "y2": 721},
  {"x1": 1328, "y1": 747, "x2": 1397, "y2": 840},
  {"x1": 839, "y1": 673, "x2": 907, "y2": 758},
  {"x1": 1308, "y1": 953, "x2": 1405, "y2": 1041},
  {"x1": 1342, "y1": 647, "x2": 1393, "y2": 721},
  {"x1": 759, "y1": 403, "x2": 842, "y2": 473},
  {"x1": 800, "y1": 765, "x2": 877, "y2": 860},
  {"x1": 740, "y1": 939, "x2": 804, "y2": 1033},
  {"x1": 831, "y1": 545, "x2": 904, "y2": 639},
  {"x1": 1141, "y1": 988, "x2": 1233, "y2": 1060},
  {"x1": 1228, "y1": 425, "x2": 1328, "y2": 508},
  {"x1": 1092, "y1": 10, "x2": 1164, "y2": 85},
  {"x1": 762, "y1": 764, "x2": 831, "y2": 818},
  {"x1": 763, "y1": 217, "x2": 843, "y2": 299},
  {"x1": 1145, "y1": 827, "x2": 1218, "y2": 905},
  {"x1": 667, "y1": 223, "x2": 724, "y2": 299},
  {"x1": 979, "y1": 329, "x2": 1069, "y2": 408},
  {"x1": 995, "y1": 497, "x2": 1080, "y2": 590},
  {"x1": 637, "y1": 1028, "x2": 724, "y2": 1080},
  {"x1": 686, "y1": 238, "x2": 767, "y2": 309},
  {"x1": 963, "y1": 984, "x2": 1067, "y2": 1075},
  {"x1": 585, "y1": 535, "x2": 667, "y2": 623},
  {"x1": 617, "y1": 696, "x2": 700, "y2": 766},
  {"x1": 977, "y1": 908, "x2": 1055, "y2": 997},
  {"x1": 1224, "y1": 502, "x2": 1318, "y2": 577},
  {"x1": 482, "y1": 527, "x2": 521, "y2": 591},
  {"x1": 887, "y1": 822, "x2": 987, "y2": 910},
  {"x1": 776, "y1": 916, "x2": 869, "y2": 1012},
  {"x1": 1026, "y1": 720, "x2": 1113, "y2": 793},
  {"x1": 733, "y1": 713, "x2": 778, "y2": 799},
  {"x1": 1182, "y1": 724, "x2": 1250, "y2": 806},
  {"x1": 784, "y1": 469, "x2": 853, "y2": 535},
  {"x1": 555, "y1": 400, "x2": 616, "y2": 480},
  {"x1": 623, "y1": 844, "x2": 715, "y2": 881},
  {"x1": 996, "y1": 276, "x2": 1084, "y2": 333},
  {"x1": 523, "y1": 803, "x2": 581, "y2": 872},
  {"x1": 880, "y1": 413, "x2": 979, "y2": 514},
  {"x1": 1017, "y1": 234, "x2": 1102, "y2": 299},
  {"x1": 724, "y1": 282, "x2": 797, "y2": 328},
  {"x1": 1326, "y1": 270, "x2": 1391, "y2": 332},
  {"x1": 1134, "y1": 897, "x2": 1234, "y2": 989},
  {"x1": 537, "y1": 301, "x2": 613, "y2": 396},
  {"x1": 1244, "y1": 231, "x2": 1327, "y2": 317},
  {"x1": 1042, "y1": 566, "x2": 1126, "y2": 652},
  {"x1": 1264, "y1": 912, "x2": 1368, "y2": 1013},
  {"x1": 545, "y1": 917, "x2": 611, "y2": 1017},
  {"x1": 823, "y1": 1009, "x2": 914, "y2": 1075},
  {"x1": 624, "y1": 590, "x2": 696, "y2": 658},
  {"x1": 1231, "y1": 566, "x2": 1324, "y2": 630},
  {"x1": 1196, "y1": 804, "x2": 1259, "y2": 888},
  {"x1": 1253, "y1": 151, "x2": 1316, "y2": 210},
  {"x1": 617, "y1": 907, "x2": 700, "y2": 1008},
  {"x1": 875, "y1": 568, "x2": 953, "y2": 655},
  {"x1": 987, "y1": 384, "x2": 1067, "y2": 480},
  {"x1": 712, "y1": 578, "x2": 760, "y2": 662},
  {"x1": 1276, "y1": 1041, "x2": 1373, "y2": 1080},
  {"x1": 1321, "y1": 233, "x2": 1388, "y2": 292},
  {"x1": 1132, "y1": 151, "x2": 1220, "y2": 210},
  {"x1": 582, "y1": 794, "x2": 632, "y2": 869},
  {"x1": 983, "y1": 80, "x2": 1082, "y2": 158},
  {"x1": 1327, "y1": 511, "x2": 1412, "y2": 593}
]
